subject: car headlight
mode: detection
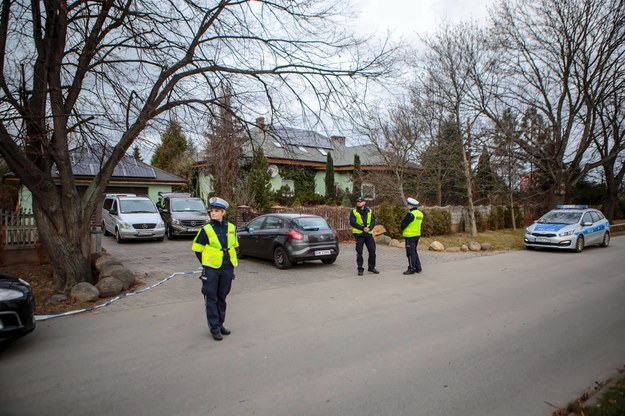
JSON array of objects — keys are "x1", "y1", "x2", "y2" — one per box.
[
  {"x1": 525, "y1": 228, "x2": 532, "y2": 235},
  {"x1": 119, "y1": 222, "x2": 133, "y2": 229},
  {"x1": 157, "y1": 221, "x2": 164, "y2": 228},
  {"x1": 0, "y1": 288, "x2": 25, "y2": 301},
  {"x1": 172, "y1": 219, "x2": 180, "y2": 225},
  {"x1": 559, "y1": 230, "x2": 575, "y2": 237}
]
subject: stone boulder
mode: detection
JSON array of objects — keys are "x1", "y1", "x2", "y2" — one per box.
[
  {"x1": 468, "y1": 241, "x2": 482, "y2": 252},
  {"x1": 481, "y1": 243, "x2": 492, "y2": 251},
  {"x1": 429, "y1": 241, "x2": 445, "y2": 251},
  {"x1": 96, "y1": 277, "x2": 123, "y2": 297},
  {"x1": 372, "y1": 225, "x2": 387, "y2": 237},
  {"x1": 389, "y1": 239, "x2": 404, "y2": 248},
  {"x1": 461, "y1": 244, "x2": 469, "y2": 252},
  {"x1": 94, "y1": 254, "x2": 122, "y2": 273},
  {"x1": 110, "y1": 268, "x2": 136, "y2": 290},
  {"x1": 70, "y1": 282, "x2": 100, "y2": 302},
  {"x1": 446, "y1": 246, "x2": 461, "y2": 253},
  {"x1": 376, "y1": 235, "x2": 392, "y2": 245}
]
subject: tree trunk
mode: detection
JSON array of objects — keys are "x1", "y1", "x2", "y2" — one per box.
[
  {"x1": 509, "y1": 191, "x2": 516, "y2": 230},
  {"x1": 32, "y1": 198, "x2": 93, "y2": 292}
]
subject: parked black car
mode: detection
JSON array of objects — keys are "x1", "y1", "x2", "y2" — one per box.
[
  {"x1": 237, "y1": 213, "x2": 339, "y2": 269},
  {"x1": 0, "y1": 273, "x2": 36, "y2": 344}
]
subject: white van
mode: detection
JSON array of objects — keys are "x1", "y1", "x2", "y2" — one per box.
[{"x1": 101, "y1": 194, "x2": 165, "y2": 243}]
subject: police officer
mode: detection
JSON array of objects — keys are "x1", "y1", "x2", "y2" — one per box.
[
  {"x1": 349, "y1": 196, "x2": 379, "y2": 276},
  {"x1": 192, "y1": 197, "x2": 239, "y2": 341},
  {"x1": 400, "y1": 198, "x2": 423, "y2": 275}
]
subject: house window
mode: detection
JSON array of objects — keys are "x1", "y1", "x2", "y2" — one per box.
[
  {"x1": 274, "y1": 141, "x2": 283, "y2": 148},
  {"x1": 317, "y1": 148, "x2": 327, "y2": 156},
  {"x1": 297, "y1": 146, "x2": 308, "y2": 153},
  {"x1": 281, "y1": 179, "x2": 295, "y2": 197},
  {"x1": 361, "y1": 183, "x2": 375, "y2": 200}
]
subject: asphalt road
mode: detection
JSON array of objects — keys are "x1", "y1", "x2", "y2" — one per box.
[{"x1": 1, "y1": 236, "x2": 624, "y2": 416}]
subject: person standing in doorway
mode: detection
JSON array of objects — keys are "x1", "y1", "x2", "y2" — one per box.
[
  {"x1": 192, "y1": 197, "x2": 239, "y2": 341},
  {"x1": 401, "y1": 198, "x2": 423, "y2": 275},
  {"x1": 349, "y1": 197, "x2": 379, "y2": 276}
]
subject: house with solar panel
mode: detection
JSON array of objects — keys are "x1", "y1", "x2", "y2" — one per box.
[
  {"x1": 4, "y1": 144, "x2": 187, "y2": 212},
  {"x1": 197, "y1": 117, "x2": 387, "y2": 201}
]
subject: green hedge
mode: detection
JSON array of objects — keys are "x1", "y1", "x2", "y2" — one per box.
[{"x1": 421, "y1": 208, "x2": 452, "y2": 237}]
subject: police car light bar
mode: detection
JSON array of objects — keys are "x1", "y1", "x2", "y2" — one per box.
[{"x1": 555, "y1": 204, "x2": 588, "y2": 209}]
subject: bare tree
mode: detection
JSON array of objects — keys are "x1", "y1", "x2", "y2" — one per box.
[
  {"x1": 355, "y1": 94, "x2": 430, "y2": 204},
  {"x1": 0, "y1": 0, "x2": 394, "y2": 290},
  {"x1": 419, "y1": 22, "x2": 490, "y2": 236},
  {"x1": 485, "y1": 0, "x2": 625, "y2": 207},
  {"x1": 204, "y1": 87, "x2": 244, "y2": 203}
]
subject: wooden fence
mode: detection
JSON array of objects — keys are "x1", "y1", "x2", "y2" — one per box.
[{"x1": 0, "y1": 209, "x2": 39, "y2": 249}]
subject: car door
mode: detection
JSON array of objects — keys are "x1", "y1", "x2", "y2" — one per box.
[
  {"x1": 580, "y1": 212, "x2": 598, "y2": 244},
  {"x1": 589, "y1": 211, "x2": 607, "y2": 244},
  {"x1": 237, "y1": 216, "x2": 266, "y2": 257},
  {"x1": 256, "y1": 216, "x2": 285, "y2": 259}
]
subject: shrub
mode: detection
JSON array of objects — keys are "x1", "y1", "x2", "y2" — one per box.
[{"x1": 421, "y1": 208, "x2": 451, "y2": 237}]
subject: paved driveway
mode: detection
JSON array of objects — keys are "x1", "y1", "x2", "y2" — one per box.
[{"x1": 98, "y1": 236, "x2": 497, "y2": 312}]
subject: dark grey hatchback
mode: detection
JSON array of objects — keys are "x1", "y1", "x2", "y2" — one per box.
[{"x1": 237, "y1": 213, "x2": 339, "y2": 269}]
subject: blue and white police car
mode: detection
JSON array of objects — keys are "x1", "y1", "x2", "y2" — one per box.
[{"x1": 524, "y1": 205, "x2": 610, "y2": 253}]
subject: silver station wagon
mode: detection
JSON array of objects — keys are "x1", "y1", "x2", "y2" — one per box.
[{"x1": 524, "y1": 205, "x2": 610, "y2": 253}]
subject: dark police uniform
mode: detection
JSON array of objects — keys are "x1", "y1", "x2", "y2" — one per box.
[
  {"x1": 349, "y1": 201, "x2": 378, "y2": 275},
  {"x1": 192, "y1": 211, "x2": 238, "y2": 339}
]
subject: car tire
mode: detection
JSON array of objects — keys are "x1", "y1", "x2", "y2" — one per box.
[
  {"x1": 273, "y1": 246, "x2": 292, "y2": 269},
  {"x1": 102, "y1": 221, "x2": 111, "y2": 236},
  {"x1": 600, "y1": 232, "x2": 610, "y2": 247},
  {"x1": 321, "y1": 257, "x2": 336, "y2": 264},
  {"x1": 115, "y1": 228, "x2": 124, "y2": 244},
  {"x1": 574, "y1": 235, "x2": 584, "y2": 253}
]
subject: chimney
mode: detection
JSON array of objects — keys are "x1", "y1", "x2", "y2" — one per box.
[
  {"x1": 331, "y1": 135, "x2": 346, "y2": 146},
  {"x1": 255, "y1": 117, "x2": 265, "y2": 129}
]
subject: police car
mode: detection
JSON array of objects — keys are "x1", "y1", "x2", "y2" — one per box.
[{"x1": 524, "y1": 205, "x2": 610, "y2": 253}]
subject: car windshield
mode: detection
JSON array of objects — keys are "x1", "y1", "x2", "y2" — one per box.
[
  {"x1": 293, "y1": 217, "x2": 330, "y2": 231},
  {"x1": 171, "y1": 199, "x2": 206, "y2": 212},
  {"x1": 120, "y1": 199, "x2": 157, "y2": 214},
  {"x1": 538, "y1": 211, "x2": 582, "y2": 225}
]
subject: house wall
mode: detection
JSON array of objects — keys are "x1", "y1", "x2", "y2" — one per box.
[{"x1": 314, "y1": 171, "x2": 353, "y2": 195}]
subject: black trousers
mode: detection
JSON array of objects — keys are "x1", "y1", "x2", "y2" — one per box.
[
  {"x1": 405, "y1": 236, "x2": 422, "y2": 272},
  {"x1": 200, "y1": 266, "x2": 234, "y2": 334},
  {"x1": 354, "y1": 234, "x2": 376, "y2": 272}
]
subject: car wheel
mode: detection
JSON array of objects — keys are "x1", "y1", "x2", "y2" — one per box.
[
  {"x1": 600, "y1": 232, "x2": 610, "y2": 247},
  {"x1": 102, "y1": 221, "x2": 111, "y2": 236},
  {"x1": 115, "y1": 228, "x2": 124, "y2": 243},
  {"x1": 321, "y1": 257, "x2": 336, "y2": 264},
  {"x1": 574, "y1": 235, "x2": 584, "y2": 253},
  {"x1": 273, "y1": 246, "x2": 292, "y2": 269}
]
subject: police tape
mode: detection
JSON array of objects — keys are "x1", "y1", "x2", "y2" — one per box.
[{"x1": 35, "y1": 268, "x2": 202, "y2": 321}]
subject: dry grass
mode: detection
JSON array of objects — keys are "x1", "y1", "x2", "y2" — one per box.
[{"x1": 420, "y1": 228, "x2": 526, "y2": 251}]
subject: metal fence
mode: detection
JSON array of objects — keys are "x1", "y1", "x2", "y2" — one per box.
[{"x1": 0, "y1": 209, "x2": 39, "y2": 249}]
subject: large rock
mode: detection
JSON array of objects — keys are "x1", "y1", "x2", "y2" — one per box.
[
  {"x1": 429, "y1": 241, "x2": 445, "y2": 251},
  {"x1": 70, "y1": 282, "x2": 100, "y2": 302},
  {"x1": 468, "y1": 241, "x2": 482, "y2": 252},
  {"x1": 481, "y1": 243, "x2": 492, "y2": 251},
  {"x1": 372, "y1": 225, "x2": 387, "y2": 237},
  {"x1": 96, "y1": 277, "x2": 123, "y2": 297},
  {"x1": 94, "y1": 254, "x2": 122, "y2": 273},
  {"x1": 461, "y1": 244, "x2": 469, "y2": 252},
  {"x1": 100, "y1": 263, "x2": 125, "y2": 278},
  {"x1": 389, "y1": 239, "x2": 404, "y2": 248},
  {"x1": 110, "y1": 268, "x2": 136, "y2": 290},
  {"x1": 376, "y1": 235, "x2": 392, "y2": 245}
]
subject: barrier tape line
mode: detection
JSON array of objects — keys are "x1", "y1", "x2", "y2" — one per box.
[{"x1": 35, "y1": 268, "x2": 202, "y2": 321}]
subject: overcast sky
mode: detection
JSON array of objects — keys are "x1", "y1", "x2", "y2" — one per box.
[{"x1": 354, "y1": 0, "x2": 493, "y2": 42}]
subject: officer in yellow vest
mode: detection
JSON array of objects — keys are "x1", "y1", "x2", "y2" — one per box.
[
  {"x1": 400, "y1": 198, "x2": 423, "y2": 275},
  {"x1": 192, "y1": 197, "x2": 239, "y2": 341},
  {"x1": 349, "y1": 196, "x2": 379, "y2": 276}
]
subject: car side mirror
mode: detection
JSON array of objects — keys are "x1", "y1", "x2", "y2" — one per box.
[
  {"x1": 248, "y1": 227, "x2": 254, "y2": 233},
  {"x1": 109, "y1": 208, "x2": 118, "y2": 215},
  {"x1": 582, "y1": 221, "x2": 593, "y2": 227}
]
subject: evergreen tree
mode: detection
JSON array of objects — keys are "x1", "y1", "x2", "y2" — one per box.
[
  {"x1": 247, "y1": 147, "x2": 273, "y2": 212},
  {"x1": 325, "y1": 153, "x2": 335, "y2": 199},
  {"x1": 474, "y1": 148, "x2": 497, "y2": 204},
  {"x1": 151, "y1": 120, "x2": 194, "y2": 192},
  {"x1": 132, "y1": 145, "x2": 143, "y2": 162},
  {"x1": 352, "y1": 154, "x2": 362, "y2": 197}
]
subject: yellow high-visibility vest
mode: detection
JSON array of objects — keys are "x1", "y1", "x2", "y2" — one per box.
[
  {"x1": 192, "y1": 223, "x2": 239, "y2": 268},
  {"x1": 402, "y1": 210, "x2": 423, "y2": 238}
]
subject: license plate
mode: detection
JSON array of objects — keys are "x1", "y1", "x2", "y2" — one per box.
[
  {"x1": 315, "y1": 250, "x2": 331, "y2": 256},
  {"x1": 536, "y1": 237, "x2": 550, "y2": 243},
  {"x1": 138, "y1": 231, "x2": 153, "y2": 236}
]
